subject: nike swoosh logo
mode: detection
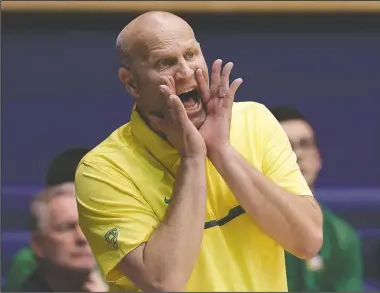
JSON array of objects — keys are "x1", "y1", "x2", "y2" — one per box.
[{"x1": 164, "y1": 197, "x2": 171, "y2": 204}]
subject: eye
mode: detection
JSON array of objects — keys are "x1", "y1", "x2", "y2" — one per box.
[
  {"x1": 186, "y1": 51, "x2": 195, "y2": 60},
  {"x1": 156, "y1": 59, "x2": 173, "y2": 69}
]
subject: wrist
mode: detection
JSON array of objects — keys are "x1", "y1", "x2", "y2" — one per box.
[
  {"x1": 207, "y1": 143, "x2": 234, "y2": 164},
  {"x1": 181, "y1": 155, "x2": 206, "y2": 166}
]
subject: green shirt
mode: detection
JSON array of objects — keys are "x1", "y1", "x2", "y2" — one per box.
[
  {"x1": 3, "y1": 246, "x2": 37, "y2": 292},
  {"x1": 286, "y1": 205, "x2": 363, "y2": 292}
]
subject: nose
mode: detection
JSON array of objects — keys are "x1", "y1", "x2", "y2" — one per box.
[
  {"x1": 174, "y1": 60, "x2": 194, "y2": 80},
  {"x1": 296, "y1": 154, "x2": 302, "y2": 164},
  {"x1": 75, "y1": 226, "x2": 88, "y2": 246},
  {"x1": 294, "y1": 149, "x2": 302, "y2": 161}
]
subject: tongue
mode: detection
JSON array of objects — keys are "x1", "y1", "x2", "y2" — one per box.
[{"x1": 182, "y1": 97, "x2": 196, "y2": 108}]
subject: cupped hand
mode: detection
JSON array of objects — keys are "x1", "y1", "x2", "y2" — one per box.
[
  {"x1": 195, "y1": 59, "x2": 243, "y2": 154},
  {"x1": 146, "y1": 76, "x2": 207, "y2": 159}
]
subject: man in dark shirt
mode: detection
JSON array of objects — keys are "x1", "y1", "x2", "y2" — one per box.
[
  {"x1": 270, "y1": 106, "x2": 363, "y2": 292},
  {"x1": 3, "y1": 148, "x2": 91, "y2": 292},
  {"x1": 21, "y1": 183, "x2": 106, "y2": 292}
]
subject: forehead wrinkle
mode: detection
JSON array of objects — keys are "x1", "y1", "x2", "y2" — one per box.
[
  {"x1": 147, "y1": 28, "x2": 194, "y2": 49},
  {"x1": 116, "y1": 12, "x2": 200, "y2": 70}
]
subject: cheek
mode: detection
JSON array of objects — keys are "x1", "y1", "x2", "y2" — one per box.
[
  {"x1": 313, "y1": 153, "x2": 322, "y2": 170},
  {"x1": 49, "y1": 234, "x2": 71, "y2": 250},
  {"x1": 139, "y1": 72, "x2": 163, "y2": 93},
  {"x1": 305, "y1": 153, "x2": 321, "y2": 170},
  {"x1": 42, "y1": 239, "x2": 62, "y2": 258}
]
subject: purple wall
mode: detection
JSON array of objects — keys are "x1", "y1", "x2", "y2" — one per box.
[{"x1": 2, "y1": 13, "x2": 380, "y2": 186}]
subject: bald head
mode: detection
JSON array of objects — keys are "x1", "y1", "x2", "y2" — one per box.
[
  {"x1": 116, "y1": 10, "x2": 208, "y2": 129},
  {"x1": 116, "y1": 11, "x2": 194, "y2": 67}
]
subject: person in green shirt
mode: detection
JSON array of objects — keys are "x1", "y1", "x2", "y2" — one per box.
[
  {"x1": 270, "y1": 106, "x2": 363, "y2": 292},
  {"x1": 3, "y1": 148, "x2": 90, "y2": 292}
]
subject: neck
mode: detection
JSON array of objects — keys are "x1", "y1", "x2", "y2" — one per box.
[
  {"x1": 136, "y1": 106, "x2": 167, "y2": 140},
  {"x1": 42, "y1": 263, "x2": 90, "y2": 292}
]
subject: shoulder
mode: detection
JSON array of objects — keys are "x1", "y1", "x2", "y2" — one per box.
[
  {"x1": 76, "y1": 122, "x2": 143, "y2": 185},
  {"x1": 231, "y1": 101, "x2": 289, "y2": 152},
  {"x1": 12, "y1": 246, "x2": 36, "y2": 264},
  {"x1": 231, "y1": 101, "x2": 273, "y2": 139},
  {"x1": 75, "y1": 123, "x2": 144, "y2": 207},
  {"x1": 21, "y1": 268, "x2": 51, "y2": 292},
  {"x1": 232, "y1": 101, "x2": 269, "y2": 117},
  {"x1": 231, "y1": 101, "x2": 281, "y2": 134},
  {"x1": 79, "y1": 122, "x2": 137, "y2": 166}
]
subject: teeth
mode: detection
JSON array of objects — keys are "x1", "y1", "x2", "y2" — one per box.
[{"x1": 178, "y1": 88, "x2": 195, "y2": 95}]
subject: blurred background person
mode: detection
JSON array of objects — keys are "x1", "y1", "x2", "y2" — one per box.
[
  {"x1": 270, "y1": 105, "x2": 363, "y2": 292},
  {"x1": 21, "y1": 182, "x2": 106, "y2": 292},
  {"x1": 3, "y1": 148, "x2": 90, "y2": 292},
  {"x1": 2, "y1": 1, "x2": 379, "y2": 291}
]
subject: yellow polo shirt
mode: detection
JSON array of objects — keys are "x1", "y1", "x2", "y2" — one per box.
[{"x1": 75, "y1": 102, "x2": 312, "y2": 292}]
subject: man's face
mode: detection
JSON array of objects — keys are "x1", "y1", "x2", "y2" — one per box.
[
  {"x1": 120, "y1": 22, "x2": 209, "y2": 129},
  {"x1": 280, "y1": 119, "x2": 322, "y2": 187},
  {"x1": 36, "y1": 195, "x2": 95, "y2": 272}
]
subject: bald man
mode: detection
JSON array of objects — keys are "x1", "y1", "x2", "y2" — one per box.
[{"x1": 75, "y1": 11, "x2": 323, "y2": 292}]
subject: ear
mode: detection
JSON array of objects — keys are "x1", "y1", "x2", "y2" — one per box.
[
  {"x1": 30, "y1": 232, "x2": 46, "y2": 258},
  {"x1": 118, "y1": 67, "x2": 139, "y2": 99}
]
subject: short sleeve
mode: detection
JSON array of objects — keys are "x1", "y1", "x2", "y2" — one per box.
[
  {"x1": 75, "y1": 160, "x2": 159, "y2": 282},
  {"x1": 259, "y1": 105, "x2": 313, "y2": 196}
]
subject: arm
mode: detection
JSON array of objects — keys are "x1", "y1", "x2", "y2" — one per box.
[
  {"x1": 208, "y1": 106, "x2": 323, "y2": 259},
  {"x1": 76, "y1": 157, "x2": 207, "y2": 293},
  {"x1": 118, "y1": 157, "x2": 207, "y2": 292}
]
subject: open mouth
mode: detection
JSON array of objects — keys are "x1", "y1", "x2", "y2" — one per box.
[{"x1": 178, "y1": 89, "x2": 200, "y2": 109}]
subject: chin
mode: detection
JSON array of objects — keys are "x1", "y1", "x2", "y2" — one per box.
[
  {"x1": 69, "y1": 256, "x2": 96, "y2": 271},
  {"x1": 69, "y1": 263, "x2": 95, "y2": 273}
]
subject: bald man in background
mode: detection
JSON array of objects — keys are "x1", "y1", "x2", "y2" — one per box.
[{"x1": 76, "y1": 11, "x2": 323, "y2": 292}]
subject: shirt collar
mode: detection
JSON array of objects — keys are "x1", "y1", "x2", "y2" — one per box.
[{"x1": 130, "y1": 107, "x2": 181, "y2": 175}]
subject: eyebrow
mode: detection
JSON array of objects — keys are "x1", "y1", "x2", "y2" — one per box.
[{"x1": 149, "y1": 41, "x2": 200, "y2": 60}]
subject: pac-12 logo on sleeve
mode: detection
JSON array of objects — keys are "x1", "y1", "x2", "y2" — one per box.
[
  {"x1": 164, "y1": 196, "x2": 171, "y2": 204},
  {"x1": 104, "y1": 228, "x2": 119, "y2": 249}
]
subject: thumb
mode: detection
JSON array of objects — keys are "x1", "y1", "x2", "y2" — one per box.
[{"x1": 167, "y1": 95, "x2": 188, "y2": 123}]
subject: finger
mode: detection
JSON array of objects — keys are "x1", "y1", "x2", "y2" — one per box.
[
  {"x1": 210, "y1": 59, "x2": 222, "y2": 98},
  {"x1": 228, "y1": 78, "x2": 243, "y2": 98},
  {"x1": 195, "y1": 68, "x2": 210, "y2": 104},
  {"x1": 219, "y1": 62, "x2": 234, "y2": 98},
  {"x1": 167, "y1": 95, "x2": 188, "y2": 123},
  {"x1": 159, "y1": 76, "x2": 175, "y2": 95},
  {"x1": 159, "y1": 84, "x2": 172, "y2": 100},
  {"x1": 167, "y1": 75, "x2": 176, "y2": 94},
  {"x1": 223, "y1": 78, "x2": 243, "y2": 110}
]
